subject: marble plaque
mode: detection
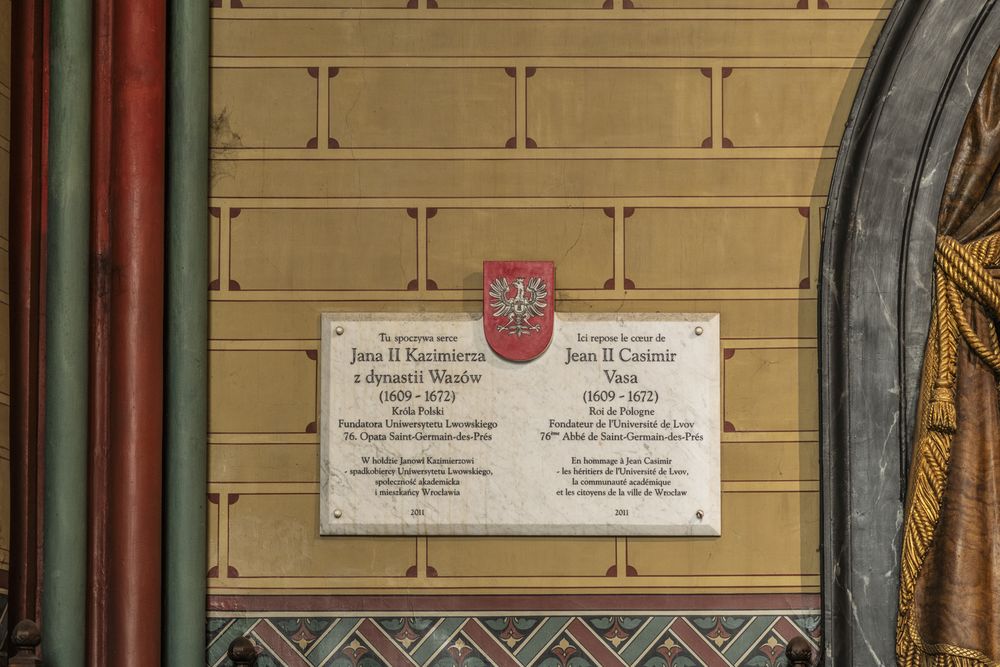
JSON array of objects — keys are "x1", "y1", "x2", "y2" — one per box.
[{"x1": 320, "y1": 313, "x2": 720, "y2": 536}]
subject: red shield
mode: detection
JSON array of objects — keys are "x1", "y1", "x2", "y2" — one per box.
[{"x1": 483, "y1": 260, "x2": 555, "y2": 361}]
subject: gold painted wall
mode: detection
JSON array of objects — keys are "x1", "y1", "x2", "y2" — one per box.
[{"x1": 208, "y1": 0, "x2": 887, "y2": 601}]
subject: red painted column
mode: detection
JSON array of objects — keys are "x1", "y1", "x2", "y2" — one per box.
[
  {"x1": 8, "y1": 0, "x2": 43, "y2": 625},
  {"x1": 107, "y1": 0, "x2": 166, "y2": 663},
  {"x1": 34, "y1": 0, "x2": 51, "y2": 617},
  {"x1": 8, "y1": 0, "x2": 46, "y2": 628},
  {"x1": 87, "y1": 0, "x2": 113, "y2": 662}
]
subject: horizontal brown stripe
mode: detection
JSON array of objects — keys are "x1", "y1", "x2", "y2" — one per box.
[{"x1": 208, "y1": 592, "x2": 820, "y2": 613}]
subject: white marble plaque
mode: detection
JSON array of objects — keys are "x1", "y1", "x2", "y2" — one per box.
[{"x1": 320, "y1": 313, "x2": 720, "y2": 536}]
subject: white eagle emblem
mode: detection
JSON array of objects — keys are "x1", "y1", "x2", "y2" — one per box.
[{"x1": 489, "y1": 276, "x2": 548, "y2": 336}]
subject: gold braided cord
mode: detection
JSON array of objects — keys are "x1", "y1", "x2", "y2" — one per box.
[
  {"x1": 902, "y1": 612, "x2": 997, "y2": 667},
  {"x1": 897, "y1": 232, "x2": 1000, "y2": 667},
  {"x1": 927, "y1": 270, "x2": 958, "y2": 433},
  {"x1": 938, "y1": 235, "x2": 1000, "y2": 317},
  {"x1": 946, "y1": 280, "x2": 1000, "y2": 373}
]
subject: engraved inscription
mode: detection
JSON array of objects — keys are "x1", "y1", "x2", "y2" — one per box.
[{"x1": 320, "y1": 313, "x2": 720, "y2": 536}]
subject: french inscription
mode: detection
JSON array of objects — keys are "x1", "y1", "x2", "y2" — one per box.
[{"x1": 320, "y1": 313, "x2": 720, "y2": 536}]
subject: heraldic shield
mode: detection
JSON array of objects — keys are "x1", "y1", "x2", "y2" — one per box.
[{"x1": 483, "y1": 260, "x2": 555, "y2": 361}]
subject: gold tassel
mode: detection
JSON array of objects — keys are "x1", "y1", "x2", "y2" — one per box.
[
  {"x1": 927, "y1": 387, "x2": 957, "y2": 433},
  {"x1": 927, "y1": 266, "x2": 959, "y2": 434}
]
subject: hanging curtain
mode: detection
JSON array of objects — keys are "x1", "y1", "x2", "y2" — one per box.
[{"x1": 898, "y1": 47, "x2": 1000, "y2": 667}]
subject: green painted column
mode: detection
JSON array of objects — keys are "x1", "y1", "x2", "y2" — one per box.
[
  {"x1": 164, "y1": 0, "x2": 210, "y2": 662},
  {"x1": 42, "y1": 0, "x2": 91, "y2": 664}
]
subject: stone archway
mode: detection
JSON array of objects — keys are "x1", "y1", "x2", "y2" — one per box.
[{"x1": 820, "y1": 0, "x2": 1000, "y2": 663}]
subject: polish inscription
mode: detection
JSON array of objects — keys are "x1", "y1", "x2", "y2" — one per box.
[{"x1": 320, "y1": 313, "x2": 720, "y2": 536}]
